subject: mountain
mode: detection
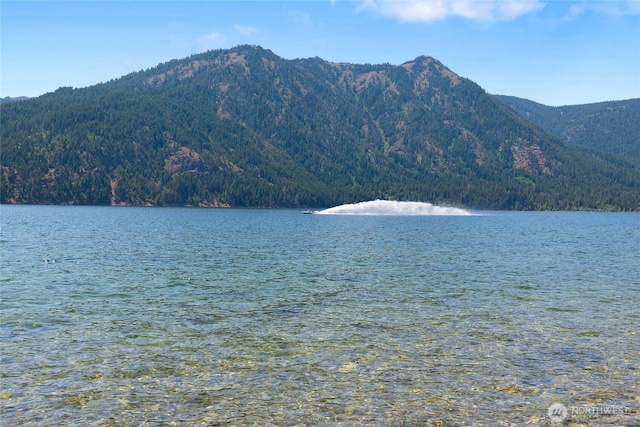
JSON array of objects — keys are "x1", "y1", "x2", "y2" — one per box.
[
  {"x1": 494, "y1": 95, "x2": 640, "y2": 160},
  {"x1": 2, "y1": 45, "x2": 639, "y2": 210},
  {"x1": 0, "y1": 96, "x2": 30, "y2": 104}
]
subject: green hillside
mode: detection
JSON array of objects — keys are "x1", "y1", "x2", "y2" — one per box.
[{"x1": 2, "y1": 45, "x2": 639, "y2": 210}]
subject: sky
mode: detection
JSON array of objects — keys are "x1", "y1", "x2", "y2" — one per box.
[{"x1": 1, "y1": 0, "x2": 639, "y2": 106}]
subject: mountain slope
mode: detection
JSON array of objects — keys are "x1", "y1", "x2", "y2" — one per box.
[
  {"x1": 495, "y1": 95, "x2": 640, "y2": 160},
  {"x1": 2, "y1": 45, "x2": 639, "y2": 210},
  {"x1": 0, "y1": 97, "x2": 31, "y2": 104}
]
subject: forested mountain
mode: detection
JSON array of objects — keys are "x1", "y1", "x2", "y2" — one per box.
[
  {"x1": 2, "y1": 45, "x2": 639, "y2": 210},
  {"x1": 495, "y1": 95, "x2": 640, "y2": 160},
  {"x1": 0, "y1": 97, "x2": 30, "y2": 104}
]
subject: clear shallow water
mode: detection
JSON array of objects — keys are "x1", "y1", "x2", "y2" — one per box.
[{"x1": 1, "y1": 205, "x2": 638, "y2": 426}]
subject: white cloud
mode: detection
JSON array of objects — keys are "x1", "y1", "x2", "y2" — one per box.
[
  {"x1": 557, "y1": 0, "x2": 640, "y2": 21},
  {"x1": 234, "y1": 24, "x2": 260, "y2": 37},
  {"x1": 586, "y1": 0, "x2": 640, "y2": 16},
  {"x1": 197, "y1": 31, "x2": 226, "y2": 51},
  {"x1": 357, "y1": 0, "x2": 546, "y2": 22},
  {"x1": 625, "y1": 0, "x2": 640, "y2": 15},
  {"x1": 495, "y1": 1, "x2": 546, "y2": 20},
  {"x1": 557, "y1": 3, "x2": 585, "y2": 21}
]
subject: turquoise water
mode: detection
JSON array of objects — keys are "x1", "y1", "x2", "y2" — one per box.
[{"x1": 1, "y1": 205, "x2": 638, "y2": 426}]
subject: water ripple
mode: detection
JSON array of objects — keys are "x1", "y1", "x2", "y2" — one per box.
[{"x1": 1, "y1": 206, "x2": 638, "y2": 425}]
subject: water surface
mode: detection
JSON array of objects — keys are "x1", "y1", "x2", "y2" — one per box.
[{"x1": 1, "y1": 206, "x2": 638, "y2": 425}]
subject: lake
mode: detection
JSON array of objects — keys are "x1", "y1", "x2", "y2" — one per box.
[{"x1": 1, "y1": 204, "x2": 638, "y2": 426}]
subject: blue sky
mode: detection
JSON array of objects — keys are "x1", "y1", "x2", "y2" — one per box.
[{"x1": 2, "y1": 0, "x2": 639, "y2": 106}]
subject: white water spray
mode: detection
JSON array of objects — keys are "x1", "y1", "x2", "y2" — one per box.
[{"x1": 315, "y1": 200, "x2": 473, "y2": 216}]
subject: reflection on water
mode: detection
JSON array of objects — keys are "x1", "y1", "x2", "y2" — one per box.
[{"x1": 1, "y1": 206, "x2": 638, "y2": 425}]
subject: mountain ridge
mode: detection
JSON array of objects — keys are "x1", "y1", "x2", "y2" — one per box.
[
  {"x1": 2, "y1": 45, "x2": 639, "y2": 210},
  {"x1": 494, "y1": 95, "x2": 640, "y2": 160},
  {"x1": 0, "y1": 96, "x2": 31, "y2": 104}
]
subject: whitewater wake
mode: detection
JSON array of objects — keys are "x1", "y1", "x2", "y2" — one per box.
[{"x1": 315, "y1": 200, "x2": 473, "y2": 216}]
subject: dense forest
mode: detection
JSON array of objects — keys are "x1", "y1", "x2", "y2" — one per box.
[
  {"x1": 2, "y1": 45, "x2": 639, "y2": 210},
  {"x1": 495, "y1": 95, "x2": 640, "y2": 160}
]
